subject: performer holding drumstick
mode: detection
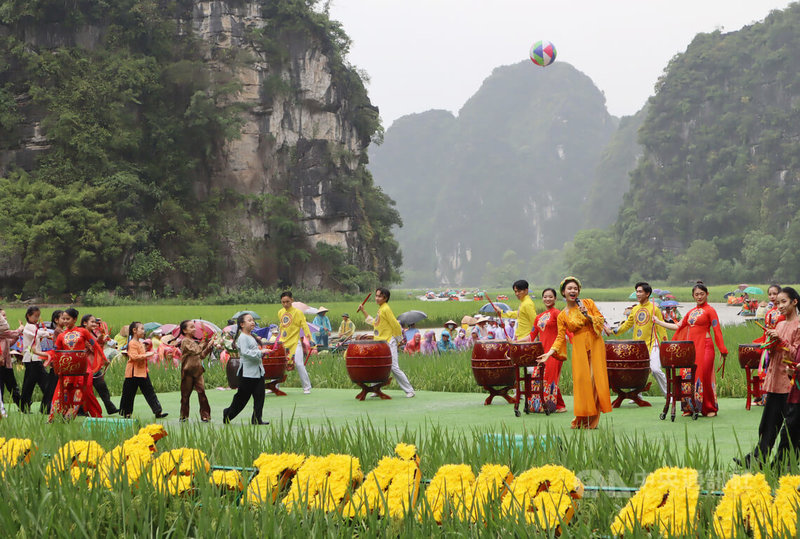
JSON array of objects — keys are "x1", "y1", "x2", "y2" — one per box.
[
  {"x1": 277, "y1": 291, "x2": 313, "y2": 394},
  {"x1": 494, "y1": 280, "x2": 537, "y2": 342},
  {"x1": 358, "y1": 287, "x2": 415, "y2": 398}
]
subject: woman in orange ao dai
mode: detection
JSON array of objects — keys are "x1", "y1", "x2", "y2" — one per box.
[{"x1": 538, "y1": 277, "x2": 612, "y2": 429}]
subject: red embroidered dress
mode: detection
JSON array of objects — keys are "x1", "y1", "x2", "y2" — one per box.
[
  {"x1": 50, "y1": 327, "x2": 104, "y2": 420},
  {"x1": 530, "y1": 307, "x2": 566, "y2": 411},
  {"x1": 673, "y1": 303, "x2": 728, "y2": 416}
]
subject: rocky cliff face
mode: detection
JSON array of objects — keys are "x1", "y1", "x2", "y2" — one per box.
[
  {"x1": 188, "y1": 1, "x2": 371, "y2": 286},
  {"x1": 0, "y1": 0, "x2": 393, "y2": 292}
]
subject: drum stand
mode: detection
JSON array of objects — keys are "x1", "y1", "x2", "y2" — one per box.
[
  {"x1": 660, "y1": 366, "x2": 699, "y2": 421},
  {"x1": 744, "y1": 367, "x2": 763, "y2": 411},
  {"x1": 513, "y1": 365, "x2": 549, "y2": 417},
  {"x1": 265, "y1": 375, "x2": 287, "y2": 397},
  {"x1": 611, "y1": 382, "x2": 652, "y2": 408},
  {"x1": 354, "y1": 377, "x2": 393, "y2": 401}
]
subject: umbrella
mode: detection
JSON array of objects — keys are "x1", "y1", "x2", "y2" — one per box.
[
  {"x1": 652, "y1": 298, "x2": 663, "y2": 306},
  {"x1": 664, "y1": 294, "x2": 676, "y2": 300},
  {"x1": 223, "y1": 324, "x2": 236, "y2": 335},
  {"x1": 479, "y1": 302, "x2": 510, "y2": 314},
  {"x1": 723, "y1": 292, "x2": 736, "y2": 299},
  {"x1": 292, "y1": 301, "x2": 318, "y2": 315},
  {"x1": 158, "y1": 323, "x2": 179, "y2": 335},
  {"x1": 661, "y1": 300, "x2": 679, "y2": 308},
  {"x1": 628, "y1": 292, "x2": 637, "y2": 300},
  {"x1": 232, "y1": 310, "x2": 261, "y2": 320},
  {"x1": 143, "y1": 322, "x2": 162, "y2": 333},
  {"x1": 171, "y1": 319, "x2": 221, "y2": 340},
  {"x1": 652, "y1": 288, "x2": 663, "y2": 296},
  {"x1": 397, "y1": 310, "x2": 428, "y2": 326},
  {"x1": 659, "y1": 290, "x2": 671, "y2": 296},
  {"x1": 742, "y1": 286, "x2": 764, "y2": 295}
]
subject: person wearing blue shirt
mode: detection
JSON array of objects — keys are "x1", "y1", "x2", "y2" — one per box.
[
  {"x1": 223, "y1": 314, "x2": 268, "y2": 425},
  {"x1": 312, "y1": 307, "x2": 332, "y2": 348},
  {"x1": 437, "y1": 330, "x2": 457, "y2": 352}
]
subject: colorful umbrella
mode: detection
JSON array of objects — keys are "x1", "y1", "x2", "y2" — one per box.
[
  {"x1": 158, "y1": 323, "x2": 179, "y2": 334},
  {"x1": 628, "y1": 292, "x2": 637, "y2": 300},
  {"x1": 397, "y1": 310, "x2": 428, "y2": 326},
  {"x1": 661, "y1": 300, "x2": 679, "y2": 308},
  {"x1": 292, "y1": 301, "x2": 318, "y2": 315},
  {"x1": 232, "y1": 310, "x2": 261, "y2": 320},
  {"x1": 171, "y1": 320, "x2": 220, "y2": 340},
  {"x1": 659, "y1": 290, "x2": 671, "y2": 296},
  {"x1": 143, "y1": 322, "x2": 162, "y2": 333},
  {"x1": 479, "y1": 302, "x2": 510, "y2": 314},
  {"x1": 742, "y1": 286, "x2": 764, "y2": 295}
]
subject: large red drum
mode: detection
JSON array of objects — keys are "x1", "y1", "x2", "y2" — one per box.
[
  {"x1": 605, "y1": 340, "x2": 650, "y2": 390},
  {"x1": 471, "y1": 341, "x2": 514, "y2": 388},
  {"x1": 262, "y1": 342, "x2": 287, "y2": 381},
  {"x1": 53, "y1": 350, "x2": 89, "y2": 376},
  {"x1": 346, "y1": 340, "x2": 392, "y2": 384},
  {"x1": 738, "y1": 343, "x2": 762, "y2": 369},
  {"x1": 507, "y1": 341, "x2": 544, "y2": 367},
  {"x1": 660, "y1": 341, "x2": 696, "y2": 368}
]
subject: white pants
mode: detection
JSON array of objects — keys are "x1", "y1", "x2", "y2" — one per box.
[
  {"x1": 293, "y1": 344, "x2": 312, "y2": 391},
  {"x1": 650, "y1": 344, "x2": 668, "y2": 395},
  {"x1": 389, "y1": 339, "x2": 414, "y2": 394}
]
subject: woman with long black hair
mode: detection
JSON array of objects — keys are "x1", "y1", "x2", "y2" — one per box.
[
  {"x1": 20, "y1": 306, "x2": 48, "y2": 413},
  {"x1": 80, "y1": 314, "x2": 119, "y2": 415}
]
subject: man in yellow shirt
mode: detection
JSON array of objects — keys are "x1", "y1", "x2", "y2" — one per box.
[
  {"x1": 497, "y1": 279, "x2": 538, "y2": 341},
  {"x1": 338, "y1": 313, "x2": 355, "y2": 341},
  {"x1": 277, "y1": 291, "x2": 313, "y2": 394},
  {"x1": 613, "y1": 282, "x2": 668, "y2": 395},
  {"x1": 358, "y1": 287, "x2": 415, "y2": 398}
]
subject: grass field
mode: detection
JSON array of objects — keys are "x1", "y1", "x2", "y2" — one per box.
[{"x1": 2, "y1": 290, "x2": 799, "y2": 536}]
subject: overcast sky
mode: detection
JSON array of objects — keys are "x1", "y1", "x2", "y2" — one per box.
[{"x1": 327, "y1": 0, "x2": 795, "y2": 128}]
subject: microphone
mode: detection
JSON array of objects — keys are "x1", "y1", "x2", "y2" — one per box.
[{"x1": 576, "y1": 298, "x2": 592, "y2": 319}]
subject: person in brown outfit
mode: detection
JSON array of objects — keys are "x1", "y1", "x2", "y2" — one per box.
[{"x1": 178, "y1": 320, "x2": 213, "y2": 422}]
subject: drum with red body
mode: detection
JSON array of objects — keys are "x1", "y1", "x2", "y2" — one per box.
[
  {"x1": 660, "y1": 340, "x2": 696, "y2": 368},
  {"x1": 605, "y1": 340, "x2": 651, "y2": 391},
  {"x1": 53, "y1": 350, "x2": 89, "y2": 376},
  {"x1": 346, "y1": 340, "x2": 392, "y2": 385},
  {"x1": 507, "y1": 341, "x2": 544, "y2": 367},
  {"x1": 738, "y1": 343, "x2": 762, "y2": 369},
  {"x1": 262, "y1": 342, "x2": 287, "y2": 381},
  {"x1": 471, "y1": 340, "x2": 514, "y2": 387}
]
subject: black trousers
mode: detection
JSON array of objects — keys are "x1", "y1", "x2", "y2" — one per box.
[
  {"x1": 93, "y1": 371, "x2": 117, "y2": 413},
  {"x1": 750, "y1": 392, "x2": 788, "y2": 462},
  {"x1": 21, "y1": 361, "x2": 49, "y2": 413},
  {"x1": 775, "y1": 402, "x2": 800, "y2": 465},
  {"x1": 0, "y1": 365, "x2": 21, "y2": 407},
  {"x1": 41, "y1": 368, "x2": 58, "y2": 414},
  {"x1": 119, "y1": 376, "x2": 163, "y2": 417},
  {"x1": 223, "y1": 376, "x2": 265, "y2": 423}
]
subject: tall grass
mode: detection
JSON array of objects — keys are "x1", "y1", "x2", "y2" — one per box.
[{"x1": 2, "y1": 414, "x2": 799, "y2": 536}]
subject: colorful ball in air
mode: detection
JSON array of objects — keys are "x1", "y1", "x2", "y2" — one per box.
[{"x1": 530, "y1": 40, "x2": 557, "y2": 67}]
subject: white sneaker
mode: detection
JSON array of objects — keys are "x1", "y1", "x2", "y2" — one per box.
[
  {"x1": 303, "y1": 388, "x2": 311, "y2": 394},
  {"x1": 405, "y1": 392, "x2": 415, "y2": 398}
]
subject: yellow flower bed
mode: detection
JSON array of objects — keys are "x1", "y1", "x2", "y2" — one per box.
[
  {"x1": 342, "y1": 443, "x2": 420, "y2": 519},
  {"x1": 148, "y1": 448, "x2": 210, "y2": 495},
  {"x1": 713, "y1": 473, "x2": 779, "y2": 539},
  {"x1": 244, "y1": 452, "x2": 307, "y2": 505},
  {"x1": 9, "y1": 427, "x2": 800, "y2": 535},
  {"x1": 500, "y1": 465, "x2": 583, "y2": 533},
  {"x1": 281, "y1": 454, "x2": 363, "y2": 513},
  {"x1": 210, "y1": 470, "x2": 244, "y2": 492},
  {"x1": 610, "y1": 467, "x2": 699, "y2": 536},
  {"x1": 0, "y1": 437, "x2": 35, "y2": 477}
]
